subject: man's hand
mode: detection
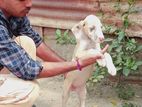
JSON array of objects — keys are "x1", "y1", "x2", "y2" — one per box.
[{"x1": 101, "y1": 44, "x2": 109, "y2": 54}]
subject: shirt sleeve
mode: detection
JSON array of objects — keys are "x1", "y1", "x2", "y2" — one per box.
[
  {"x1": 17, "y1": 16, "x2": 43, "y2": 47},
  {"x1": 0, "y1": 25, "x2": 43, "y2": 80}
]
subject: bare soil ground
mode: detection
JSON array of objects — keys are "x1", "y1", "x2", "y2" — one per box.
[{"x1": 35, "y1": 75, "x2": 142, "y2": 107}]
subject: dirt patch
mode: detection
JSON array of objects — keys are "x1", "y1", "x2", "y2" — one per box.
[{"x1": 34, "y1": 75, "x2": 142, "y2": 107}]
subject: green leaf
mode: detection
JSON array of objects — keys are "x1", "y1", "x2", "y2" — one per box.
[
  {"x1": 131, "y1": 38, "x2": 136, "y2": 43},
  {"x1": 116, "y1": 67, "x2": 122, "y2": 71},
  {"x1": 124, "y1": 18, "x2": 129, "y2": 28},
  {"x1": 118, "y1": 31, "x2": 125, "y2": 42},
  {"x1": 55, "y1": 29, "x2": 62, "y2": 38},
  {"x1": 123, "y1": 68, "x2": 130, "y2": 76},
  {"x1": 70, "y1": 38, "x2": 76, "y2": 45},
  {"x1": 93, "y1": 79, "x2": 98, "y2": 82},
  {"x1": 97, "y1": 75, "x2": 104, "y2": 79},
  {"x1": 63, "y1": 30, "x2": 69, "y2": 37},
  {"x1": 59, "y1": 39, "x2": 65, "y2": 44},
  {"x1": 134, "y1": 45, "x2": 142, "y2": 52},
  {"x1": 135, "y1": 61, "x2": 142, "y2": 66},
  {"x1": 131, "y1": 65, "x2": 138, "y2": 70},
  {"x1": 116, "y1": 45, "x2": 122, "y2": 52}
]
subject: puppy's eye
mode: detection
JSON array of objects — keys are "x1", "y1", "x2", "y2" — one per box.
[
  {"x1": 83, "y1": 23, "x2": 85, "y2": 27},
  {"x1": 76, "y1": 25, "x2": 80, "y2": 29},
  {"x1": 90, "y1": 26, "x2": 95, "y2": 32}
]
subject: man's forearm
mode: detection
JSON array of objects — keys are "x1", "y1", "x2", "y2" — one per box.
[
  {"x1": 37, "y1": 54, "x2": 101, "y2": 79},
  {"x1": 36, "y1": 42, "x2": 65, "y2": 62},
  {"x1": 38, "y1": 61, "x2": 77, "y2": 78}
]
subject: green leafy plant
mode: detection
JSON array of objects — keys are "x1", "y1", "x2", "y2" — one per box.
[
  {"x1": 87, "y1": 66, "x2": 107, "y2": 86},
  {"x1": 108, "y1": 31, "x2": 142, "y2": 76},
  {"x1": 107, "y1": 0, "x2": 142, "y2": 101},
  {"x1": 122, "y1": 102, "x2": 141, "y2": 107},
  {"x1": 115, "y1": 83, "x2": 135, "y2": 100},
  {"x1": 108, "y1": 0, "x2": 142, "y2": 77},
  {"x1": 88, "y1": 0, "x2": 142, "y2": 86},
  {"x1": 55, "y1": 29, "x2": 76, "y2": 45}
]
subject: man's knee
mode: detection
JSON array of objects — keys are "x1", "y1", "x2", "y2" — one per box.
[
  {"x1": 14, "y1": 35, "x2": 36, "y2": 60},
  {"x1": 14, "y1": 36, "x2": 35, "y2": 47}
]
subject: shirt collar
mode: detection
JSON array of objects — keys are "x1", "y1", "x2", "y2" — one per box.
[{"x1": 0, "y1": 9, "x2": 9, "y2": 21}]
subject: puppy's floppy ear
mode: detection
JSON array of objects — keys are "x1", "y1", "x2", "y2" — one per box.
[
  {"x1": 71, "y1": 20, "x2": 85, "y2": 40},
  {"x1": 71, "y1": 20, "x2": 84, "y2": 33}
]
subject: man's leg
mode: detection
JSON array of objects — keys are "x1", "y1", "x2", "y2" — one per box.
[
  {"x1": 15, "y1": 36, "x2": 39, "y2": 107},
  {"x1": 0, "y1": 36, "x2": 39, "y2": 107},
  {"x1": 14, "y1": 36, "x2": 36, "y2": 60}
]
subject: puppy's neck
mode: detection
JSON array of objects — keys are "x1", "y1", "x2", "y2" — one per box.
[{"x1": 72, "y1": 41, "x2": 86, "y2": 58}]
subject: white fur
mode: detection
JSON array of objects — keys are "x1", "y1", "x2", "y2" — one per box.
[{"x1": 62, "y1": 15, "x2": 116, "y2": 107}]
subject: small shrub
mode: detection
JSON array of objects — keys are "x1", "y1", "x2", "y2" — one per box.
[
  {"x1": 115, "y1": 83, "x2": 135, "y2": 100},
  {"x1": 55, "y1": 29, "x2": 76, "y2": 45},
  {"x1": 122, "y1": 102, "x2": 141, "y2": 107}
]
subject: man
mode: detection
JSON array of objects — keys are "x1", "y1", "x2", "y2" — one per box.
[
  {"x1": 0, "y1": 0, "x2": 108, "y2": 80},
  {"x1": 0, "y1": 0, "x2": 109, "y2": 106}
]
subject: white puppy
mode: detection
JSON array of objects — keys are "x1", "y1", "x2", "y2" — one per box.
[{"x1": 62, "y1": 15, "x2": 116, "y2": 107}]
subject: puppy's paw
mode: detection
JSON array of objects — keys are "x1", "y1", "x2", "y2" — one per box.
[
  {"x1": 107, "y1": 64, "x2": 117, "y2": 76},
  {"x1": 104, "y1": 53, "x2": 117, "y2": 76},
  {"x1": 97, "y1": 59, "x2": 106, "y2": 67}
]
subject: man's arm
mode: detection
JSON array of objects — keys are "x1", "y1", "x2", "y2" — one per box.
[
  {"x1": 36, "y1": 42, "x2": 65, "y2": 62},
  {"x1": 38, "y1": 54, "x2": 100, "y2": 78},
  {"x1": 37, "y1": 44, "x2": 109, "y2": 78}
]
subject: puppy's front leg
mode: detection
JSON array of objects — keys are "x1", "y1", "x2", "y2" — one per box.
[
  {"x1": 79, "y1": 49, "x2": 106, "y2": 67},
  {"x1": 95, "y1": 43, "x2": 106, "y2": 67},
  {"x1": 76, "y1": 49, "x2": 103, "y2": 59}
]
